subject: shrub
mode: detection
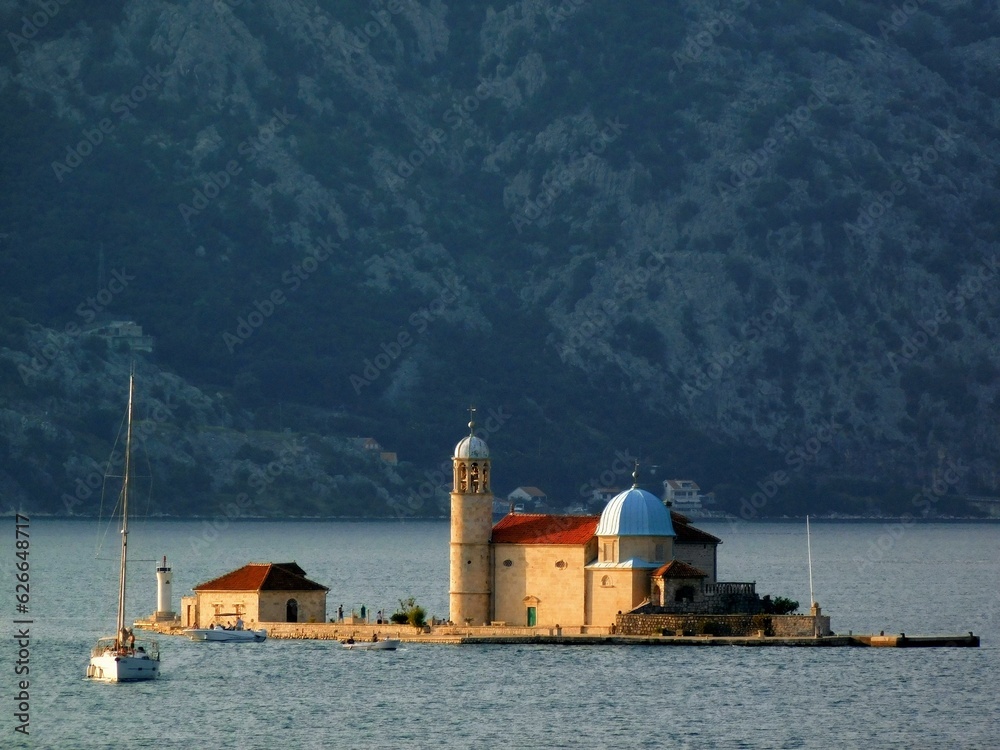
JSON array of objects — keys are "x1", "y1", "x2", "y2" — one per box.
[
  {"x1": 771, "y1": 596, "x2": 799, "y2": 615},
  {"x1": 392, "y1": 597, "x2": 426, "y2": 628}
]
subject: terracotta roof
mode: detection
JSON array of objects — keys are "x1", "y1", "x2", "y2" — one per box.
[
  {"x1": 194, "y1": 562, "x2": 329, "y2": 592},
  {"x1": 492, "y1": 513, "x2": 599, "y2": 545},
  {"x1": 671, "y1": 512, "x2": 722, "y2": 544},
  {"x1": 652, "y1": 560, "x2": 708, "y2": 579}
]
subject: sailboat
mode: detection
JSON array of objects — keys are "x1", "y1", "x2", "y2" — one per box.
[{"x1": 87, "y1": 369, "x2": 161, "y2": 682}]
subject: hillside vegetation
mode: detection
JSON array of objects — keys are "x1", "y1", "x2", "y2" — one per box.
[{"x1": 1, "y1": 0, "x2": 998, "y2": 516}]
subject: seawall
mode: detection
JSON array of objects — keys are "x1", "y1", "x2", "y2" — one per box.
[{"x1": 137, "y1": 619, "x2": 979, "y2": 647}]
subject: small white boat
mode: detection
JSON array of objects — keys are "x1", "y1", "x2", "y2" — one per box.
[
  {"x1": 184, "y1": 626, "x2": 267, "y2": 643},
  {"x1": 87, "y1": 369, "x2": 161, "y2": 683},
  {"x1": 341, "y1": 638, "x2": 400, "y2": 650}
]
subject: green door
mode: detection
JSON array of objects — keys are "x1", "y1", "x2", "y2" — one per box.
[{"x1": 527, "y1": 606, "x2": 537, "y2": 627}]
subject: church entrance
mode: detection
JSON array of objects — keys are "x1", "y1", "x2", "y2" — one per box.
[
  {"x1": 286, "y1": 598, "x2": 298, "y2": 622},
  {"x1": 526, "y1": 606, "x2": 536, "y2": 627}
]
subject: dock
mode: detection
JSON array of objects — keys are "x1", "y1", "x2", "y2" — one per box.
[
  {"x1": 137, "y1": 619, "x2": 980, "y2": 648},
  {"x1": 852, "y1": 633, "x2": 980, "y2": 648}
]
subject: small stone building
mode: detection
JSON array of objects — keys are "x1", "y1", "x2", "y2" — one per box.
[
  {"x1": 181, "y1": 562, "x2": 328, "y2": 628},
  {"x1": 651, "y1": 559, "x2": 709, "y2": 607}
]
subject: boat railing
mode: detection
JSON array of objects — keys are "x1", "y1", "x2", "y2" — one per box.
[
  {"x1": 90, "y1": 637, "x2": 159, "y2": 660},
  {"x1": 135, "y1": 639, "x2": 160, "y2": 660}
]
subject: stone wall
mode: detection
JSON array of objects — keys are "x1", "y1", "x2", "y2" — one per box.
[
  {"x1": 672, "y1": 542, "x2": 717, "y2": 582},
  {"x1": 772, "y1": 614, "x2": 832, "y2": 637},
  {"x1": 634, "y1": 592, "x2": 762, "y2": 616},
  {"x1": 616, "y1": 612, "x2": 831, "y2": 637},
  {"x1": 264, "y1": 622, "x2": 616, "y2": 639},
  {"x1": 266, "y1": 622, "x2": 421, "y2": 639}
]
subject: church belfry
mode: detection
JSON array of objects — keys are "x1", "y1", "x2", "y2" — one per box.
[{"x1": 449, "y1": 410, "x2": 493, "y2": 626}]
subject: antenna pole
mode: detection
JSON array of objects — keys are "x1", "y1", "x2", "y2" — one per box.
[{"x1": 806, "y1": 515, "x2": 815, "y2": 606}]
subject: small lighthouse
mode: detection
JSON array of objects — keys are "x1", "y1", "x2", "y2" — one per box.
[{"x1": 154, "y1": 555, "x2": 176, "y2": 621}]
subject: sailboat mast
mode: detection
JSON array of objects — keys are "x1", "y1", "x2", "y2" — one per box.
[
  {"x1": 116, "y1": 369, "x2": 135, "y2": 639},
  {"x1": 806, "y1": 514, "x2": 815, "y2": 607}
]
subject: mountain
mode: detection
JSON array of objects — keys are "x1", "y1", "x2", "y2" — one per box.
[{"x1": 2, "y1": 0, "x2": 998, "y2": 517}]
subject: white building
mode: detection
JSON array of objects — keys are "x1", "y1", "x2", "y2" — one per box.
[
  {"x1": 507, "y1": 486, "x2": 547, "y2": 510},
  {"x1": 663, "y1": 479, "x2": 704, "y2": 514}
]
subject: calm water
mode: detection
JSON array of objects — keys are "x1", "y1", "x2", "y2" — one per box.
[{"x1": 2, "y1": 519, "x2": 997, "y2": 749}]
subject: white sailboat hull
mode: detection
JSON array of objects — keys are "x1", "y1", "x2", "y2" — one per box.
[{"x1": 87, "y1": 640, "x2": 160, "y2": 682}]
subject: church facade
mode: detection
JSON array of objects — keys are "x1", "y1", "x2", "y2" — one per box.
[{"x1": 448, "y1": 422, "x2": 724, "y2": 629}]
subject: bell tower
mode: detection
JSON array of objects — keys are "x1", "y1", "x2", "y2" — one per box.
[{"x1": 449, "y1": 409, "x2": 493, "y2": 626}]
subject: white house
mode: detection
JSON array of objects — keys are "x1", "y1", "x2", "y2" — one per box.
[
  {"x1": 507, "y1": 486, "x2": 547, "y2": 509},
  {"x1": 663, "y1": 479, "x2": 704, "y2": 513}
]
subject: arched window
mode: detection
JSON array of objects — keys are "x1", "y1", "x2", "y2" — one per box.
[
  {"x1": 601, "y1": 575, "x2": 613, "y2": 588},
  {"x1": 286, "y1": 598, "x2": 299, "y2": 622},
  {"x1": 470, "y1": 463, "x2": 480, "y2": 492}
]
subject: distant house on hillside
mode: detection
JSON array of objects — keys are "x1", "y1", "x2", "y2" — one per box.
[
  {"x1": 86, "y1": 320, "x2": 154, "y2": 353},
  {"x1": 508, "y1": 486, "x2": 547, "y2": 509},
  {"x1": 663, "y1": 479, "x2": 704, "y2": 513},
  {"x1": 354, "y1": 437, "x2": 398, "y2": 464},
  {"x1": 180, "y1": 562, "x2": 328, "y2": 628}
]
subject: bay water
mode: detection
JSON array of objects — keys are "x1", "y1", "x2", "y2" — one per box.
[{"x1": 3, "y1": 519, "x2": 997, "y2": 749}]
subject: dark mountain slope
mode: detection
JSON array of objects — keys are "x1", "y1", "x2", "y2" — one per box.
[{"x1": 1, "y1": 0, "x2": 998, "y2": 515}]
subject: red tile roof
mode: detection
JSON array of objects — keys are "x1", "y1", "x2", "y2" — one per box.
[
  {"x1": 652, "y1": 560, "x2": 707, "y2": 579},
  {"x1": 492, "y1": 513, "x2": 599, "y2": 545},
  {"x1": 671, "y1": 512, "x2": 722, "y2": 544},
  {"x1": 194, "y1": 562, "x2": 328, "y2": 592}
]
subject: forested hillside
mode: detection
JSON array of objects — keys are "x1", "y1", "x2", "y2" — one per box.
[{"x1": 2, "y1": 0, "x2": 999, "y2": 516}]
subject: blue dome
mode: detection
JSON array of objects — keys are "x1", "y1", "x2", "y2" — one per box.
[
  {"x1": 596, "y1": 487, "x2": 675, "y2": 537},
  {"x1": 454, "y1": 435, "x2": 489, "y2": 459}
]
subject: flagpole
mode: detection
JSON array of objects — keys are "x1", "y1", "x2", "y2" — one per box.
[{"x1": 807, "y1": 514, "x2": 815, "y2": 606}]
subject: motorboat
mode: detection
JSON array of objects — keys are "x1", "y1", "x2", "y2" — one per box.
[
  {"x1": 184, "y1": 625, "x2": 267, "y2": 642},
  {"x1": 341, "y1": 638, "x2": 400, "y2": 650}
]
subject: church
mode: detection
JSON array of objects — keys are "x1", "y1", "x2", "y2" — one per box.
[{"x1": 448, "y1": 419, "x2": 727, "y2": 629}]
